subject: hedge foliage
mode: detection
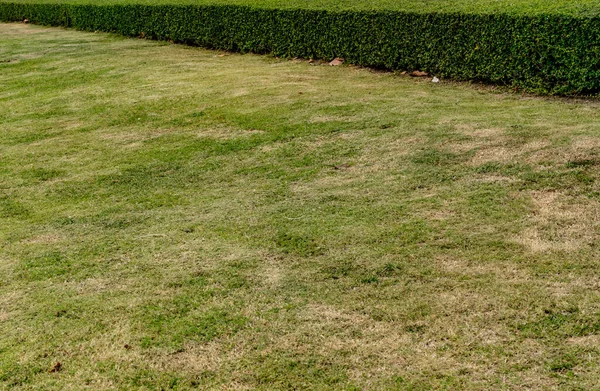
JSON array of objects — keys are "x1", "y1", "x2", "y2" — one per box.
[
  {"x1": 2, "y1": 2, "x2": 600, "y2": 95},
  {"x1": 4, "y1": 0, "x2": 600, "y2": 15}
]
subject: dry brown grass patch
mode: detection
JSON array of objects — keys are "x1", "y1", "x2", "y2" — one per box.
[
  {"x1": 21, "y1": 233, "x2": 65, "y2": 244},
  {"x1": 515, "y1": 191, "x2": 600, "y2": 252}
]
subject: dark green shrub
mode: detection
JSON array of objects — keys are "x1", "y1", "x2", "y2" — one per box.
[{"x1": 2, "y1": 2, "x2": 600, "y2": 94}]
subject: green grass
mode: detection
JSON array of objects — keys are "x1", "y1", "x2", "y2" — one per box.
[
  {"x1": 2, "y1": 23, "x2": 600, "y2": 390},
  {"x1": 1, "y1": 0, "x2": 600, "y2": 14}
]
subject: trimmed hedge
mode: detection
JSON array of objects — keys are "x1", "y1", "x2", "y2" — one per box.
[{"x1": 2, "y1": 2, "x2": 600, "y2": 95}]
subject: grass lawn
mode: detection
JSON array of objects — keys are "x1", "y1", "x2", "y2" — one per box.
[
  {"x1": 2, "y1": 23, "x2": 600, "y2": 390},
  {"x1": 1, "y1": 0, "x2": 599, "y2": 14}
]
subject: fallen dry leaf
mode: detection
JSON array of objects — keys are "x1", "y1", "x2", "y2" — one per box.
[
  {"x1": 329, "y1": 57, "x2": 344, "y2": 66},
  {"x1": 334, "y1": 162, "x2": 350, "y2": 170},
  {"x1": 410, "y1": 70, "x2": 429, "y2": 77},
  {"x1": 49, "y1": 362, "x2": 62, "y2": 373}
]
